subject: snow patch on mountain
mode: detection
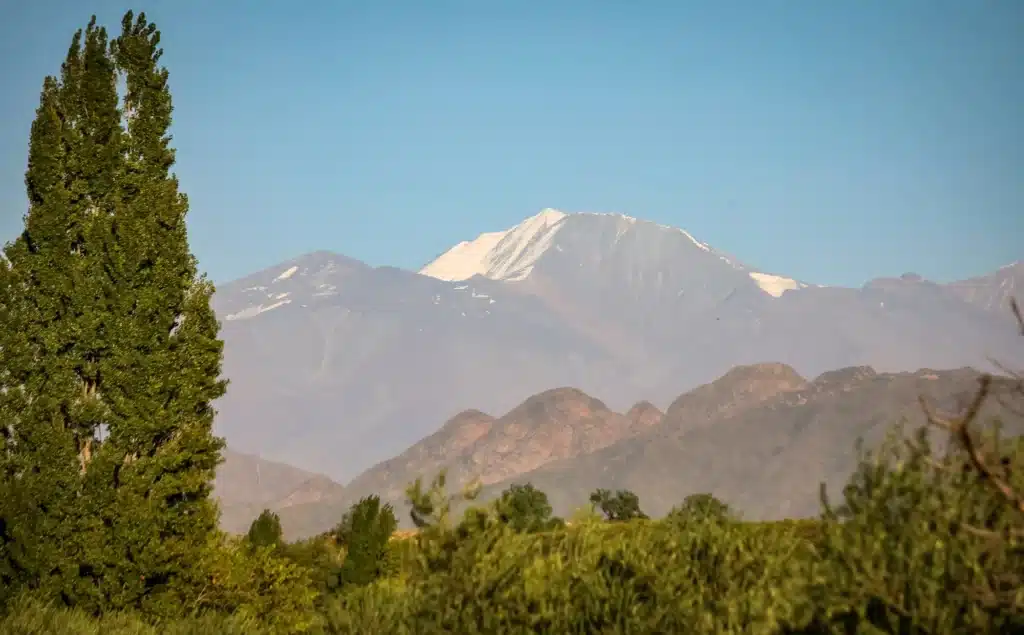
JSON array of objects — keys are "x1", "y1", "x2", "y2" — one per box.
[
  {"x1": 748, "y1": 272, "x2": 805, "y2": 298},
  {"x1": 275, "y1": 266, "x2": 299, "y2": 281},
  {"x1": 225, "y1": 298, "x2": 292, "y2": 321},
  {"x1": 678, "y1": 229, "x2": 711, "y2": 252},
  {"x1": 575, "y1": 212, "x2": 711, "y2": 253},
  {"x1": 486, "y1": 209, "x2": 566, "y2": 281},
  {"x1": 420, "y1": 208, "x2": 567, "y2": 282},
  {"x1": 420, "y1": 231, "x2": 507, "y2": 282}
]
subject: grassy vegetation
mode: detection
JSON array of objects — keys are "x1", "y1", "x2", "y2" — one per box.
[{"x1": 4, "y1": 400, "x2": 1023, "y2": 633}]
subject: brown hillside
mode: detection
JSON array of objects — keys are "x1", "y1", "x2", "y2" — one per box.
[
  {"x1": 337, "y1": 387, "x2": 653, "y2": 512},
  {"x1": 338, "y1": 408, "x2": 496, "y2": 503},
  {"x1": 279, "y1": 361, "x2": 1023, "y2": 539},
  {"x1": 480, "y1": 366, "x2": 1023, "y2": 521},
  {"x1": 214, "y1": 449, "x2": 346, "y2": 536},
  {"x1": 660, "y1": 362, "x2": 808, "y2": 434},
  {"x1": 625, "y1": 401, "x2": 664, "y2": 428}
]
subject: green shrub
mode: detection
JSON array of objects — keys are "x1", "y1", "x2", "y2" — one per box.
[
  {"x1": 319, "y1": 578, "x2": 415, "y2": 634},
  {"x1": 0, "y1": 594, "x2": 266, "y2": 634},
  {"x1": 191, "y1": 534, "x2": 320, "y2": 633},
  {"x1": 806, "y1": 422, "x2": 1024, "y2": 633},
  {"x1": 280, "y1": 536, "x2": 345, "y2": 599}
]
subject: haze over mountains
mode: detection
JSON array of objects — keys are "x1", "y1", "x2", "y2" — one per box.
[{"x1": 209, "y1": 209, "x2": 1022, "y2": 532}]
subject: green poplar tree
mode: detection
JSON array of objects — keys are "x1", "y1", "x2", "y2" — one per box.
[
  {"x1": 79, "y1": 11, "x2": 228, "y2": 614},
  {"x1": 1, "y1": 11, "x2": 227, "y2": 615},
  {"x1": 0, "y1": 18, "x2": 122, "y2": 608}
]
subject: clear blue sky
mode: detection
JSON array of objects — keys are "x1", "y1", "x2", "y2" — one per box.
[{"x1": 1, "y1": 1, "x2": 1021, "y2": 287}]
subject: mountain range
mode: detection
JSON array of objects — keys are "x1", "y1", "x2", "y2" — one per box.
[
  {"x1": 208, "y1": 209, "x2": 1022, "y2": 536},
  {"x1": 264, "y1": 362, "x2": 1023, "y2": 539}
]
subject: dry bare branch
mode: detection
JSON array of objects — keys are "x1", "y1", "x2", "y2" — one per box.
[
  {"x1": 958, "y1": 522, "x2": 1024, "y2": 541},
  {"x1": 920, "y1": 375, "x2": 1024, "y2": 515}
]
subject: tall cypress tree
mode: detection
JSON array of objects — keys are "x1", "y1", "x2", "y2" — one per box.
[
  {"x1": 80, "y1": 11, "x2": 228, "y2": 614},
  {"x1": 0, "y1": 18, "x2": 122, "y2": 608}
]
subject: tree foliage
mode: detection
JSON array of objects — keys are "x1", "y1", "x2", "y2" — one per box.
[
  {"x1": 337, "y1": 496, "x2": 398, "y2": 587},
  {"x1": 0, "y1": 18, "x2": 119, "y2": 608},
  {"x1": 0, "y1": 11, "x2": 226, "y2": 617},
  {"x1": 667, "y1": 492, "x2": 737, "y2": 525},
  {"x1": 404, "y1": 468, "x2": 480, "y2": 533},
  {"x1": 493, "y1": 482, "x2": 563, "y2": 533},
  {"x1": 590, "y1": 488, "x2": 648, "y2": 522},
  {"x1": 246, "y1": 510, "x2": 283, "y2": 550}
]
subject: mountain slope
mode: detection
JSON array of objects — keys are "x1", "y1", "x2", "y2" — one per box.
[
  {"x1": 339, "y1": 387, "x2": 662, "y2": 508},
  {"x1": 659, "y1": 362, "x2": 808, "y2": 433},
  {"x1": 480, "y1": 366, "x2": 1024, "y2": 521},
  {"x1": 210, "y1": 208, "x2": 1022, "y2": 488},
  {"x1": 211, "y1": 250, "x2": 645, "y2": 482},
  {"x1": 272, "y1": 361, "x2": 1023, "y2": 539},
  {"x1": 334, "y1": 362, "x2": 807, "y2": 515},
  {"x1": 214, "y1": 449, "x2": 346, "y2": 535},
  {"x1": 320, "y1": 364, "x2": 802, "y2": 531},
  {"x1": 421, "y1": 209, "x2": 1022, "y2": 397},
  {"x1": 945, "y1": 261, "x2": 1023, "y2": 317}
]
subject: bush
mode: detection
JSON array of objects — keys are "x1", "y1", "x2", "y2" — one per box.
[
  {"x1": 279, "y1": 536, "x2": 345, "y2": 599},
  {"x1": 0, "y1": 594, "x2": 266, "y2": 634},
  {"x1": 191, "y1": 534, "x2": 320, "y2": 633},
  {"x1": 805, "y1": 423, "x2": 1024, "y2": 633},
  {"x1": 335, "y1": 516, "x2": 814, "y2": 633}
]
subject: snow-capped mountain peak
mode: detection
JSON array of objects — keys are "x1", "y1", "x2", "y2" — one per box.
[
  {"x1": 420, "y1": 208, "x2": 568, "y2": 282},
  {"x1": 420, "y1": 208, "x2": 810, "y2": 298}
]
